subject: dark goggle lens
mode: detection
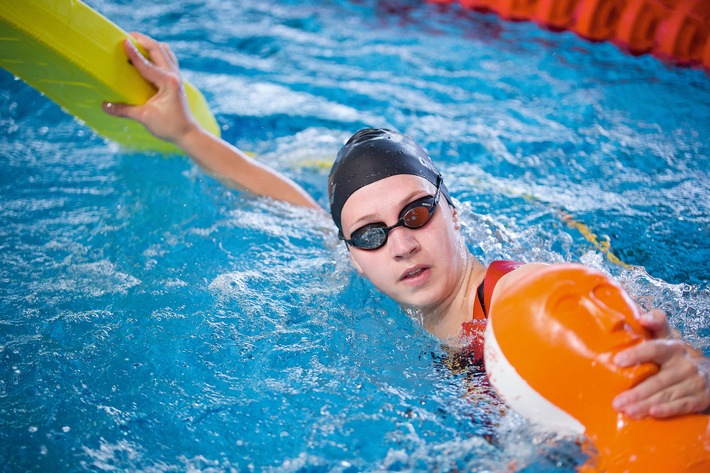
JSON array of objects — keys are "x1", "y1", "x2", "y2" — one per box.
[
  {"x1": 402, "y1": 205, "x2": 431, "y2": 228},
  {"x1": 350, "y1": 225, "x2": 387, "y2": 249}
]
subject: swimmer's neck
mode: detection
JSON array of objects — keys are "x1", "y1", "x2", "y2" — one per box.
[{"x1": 415, "y1": 253, "x2": 486, "y2": 344}]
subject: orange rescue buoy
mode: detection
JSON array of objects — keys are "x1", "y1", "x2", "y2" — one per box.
[{"x1": 484, "y1": 264, "x2": 710, "y2": 472}]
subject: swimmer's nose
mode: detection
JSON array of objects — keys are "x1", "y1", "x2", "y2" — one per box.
[{"x1": 388, "y1": 226, "x2": 419, "y2": 259}]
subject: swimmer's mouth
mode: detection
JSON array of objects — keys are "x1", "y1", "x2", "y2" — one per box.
[{"x1": 399, "y1": 265, "x2": 429, "y2": 281}]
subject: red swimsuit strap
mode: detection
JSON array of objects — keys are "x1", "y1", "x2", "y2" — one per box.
[
  {"x1": 462, "y1": 260, "x2": 523, "y2": 362},
  {"x1": 472, "y1": 260, "x2": 525, "y2": 321}
]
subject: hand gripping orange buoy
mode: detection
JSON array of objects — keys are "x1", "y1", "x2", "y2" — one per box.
[{"x1": 484, "y1": 264, "x2": 710, "y2": 472}]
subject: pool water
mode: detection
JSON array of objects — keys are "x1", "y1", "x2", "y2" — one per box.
[{"x1": 1, "y1": 0, "x2": 709, "y2": 471}]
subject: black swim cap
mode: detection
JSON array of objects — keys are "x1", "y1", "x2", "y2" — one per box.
[{"x1": 328, "y1": 128, "x2": 452, "y2": 233}]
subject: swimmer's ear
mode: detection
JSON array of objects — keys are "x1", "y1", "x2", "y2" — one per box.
[{"x1": 349, "y1": 254, "x2": 365, "y2": 275}]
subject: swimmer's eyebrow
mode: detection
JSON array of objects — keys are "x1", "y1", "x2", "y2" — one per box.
[{"x1": 346, "y1": 188, "x2": 430, "y2": 231}]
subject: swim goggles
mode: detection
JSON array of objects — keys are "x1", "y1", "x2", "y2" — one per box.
[{"x1": 341, "y1": 175, "x2": 442, "y2": 250}]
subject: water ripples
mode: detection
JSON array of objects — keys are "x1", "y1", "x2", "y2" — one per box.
[{"x1": 1, "y1": 0, "x2": 708, "y2": 471}]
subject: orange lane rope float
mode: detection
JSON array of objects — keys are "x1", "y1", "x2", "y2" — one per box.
[
  {"x1": 427, "y1": 0, "x2": 710, "y2": 70},
  {"x1": 484, "y1": 264, "x2": 710, "y2": 472}
]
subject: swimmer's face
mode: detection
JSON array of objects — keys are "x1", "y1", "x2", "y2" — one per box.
[
  {"x1": 491, "y1": 265, "x2": 657, "y2": 410},
  {"x1": 340, "y1": 174, "x2": 464, "y2": 309}
]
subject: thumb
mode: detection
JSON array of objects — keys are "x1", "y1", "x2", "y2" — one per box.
[
  {"x1": 102, "y1": 101, "x2": 140, "y2": 121},
  {"x1": 638, "y1": 309, "x2": 673, "y2": 339}
]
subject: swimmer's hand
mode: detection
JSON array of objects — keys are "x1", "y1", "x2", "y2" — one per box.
[
  {"x1": 102, "y1": 33, "x2": 321, "y2": 210},
  {"x1": 612, "y1": 309, "x2": 710, "y2": 418},
  {"x1": 102, "y1": 33, "x2": 199, "y2": 147}
]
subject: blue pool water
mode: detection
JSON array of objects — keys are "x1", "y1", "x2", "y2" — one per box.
[{"x1": 1, "y1": 0, "x2": 709, "y2": 471}]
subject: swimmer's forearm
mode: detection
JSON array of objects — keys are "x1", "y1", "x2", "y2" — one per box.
[
  {"x1": 100, "y1": 33, "x2": 321, "y2": 210},
  {"x1": 176, "y1": 127, "x2": 322, "y2": 210}
]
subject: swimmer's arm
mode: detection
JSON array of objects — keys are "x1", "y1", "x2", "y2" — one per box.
[
  {"x1": 103, "y1": 33, "x2": 321, "y2": 211},
  {"x1": 173, "y1": 127, "x2": 321, "y2": 209}
]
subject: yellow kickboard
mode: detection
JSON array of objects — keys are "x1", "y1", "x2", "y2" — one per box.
[{"x1": 0, "y1": 0, "x2": 220, "y2": 152}]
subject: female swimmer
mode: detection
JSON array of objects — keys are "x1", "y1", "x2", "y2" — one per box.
[{"x1": 103, "y1": 33, "x2": 710, "y2": 420}]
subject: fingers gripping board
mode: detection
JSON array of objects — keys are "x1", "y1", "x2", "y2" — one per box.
[{"x1": 0, "y1": 0, "x2": 220, "y2": 152}]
